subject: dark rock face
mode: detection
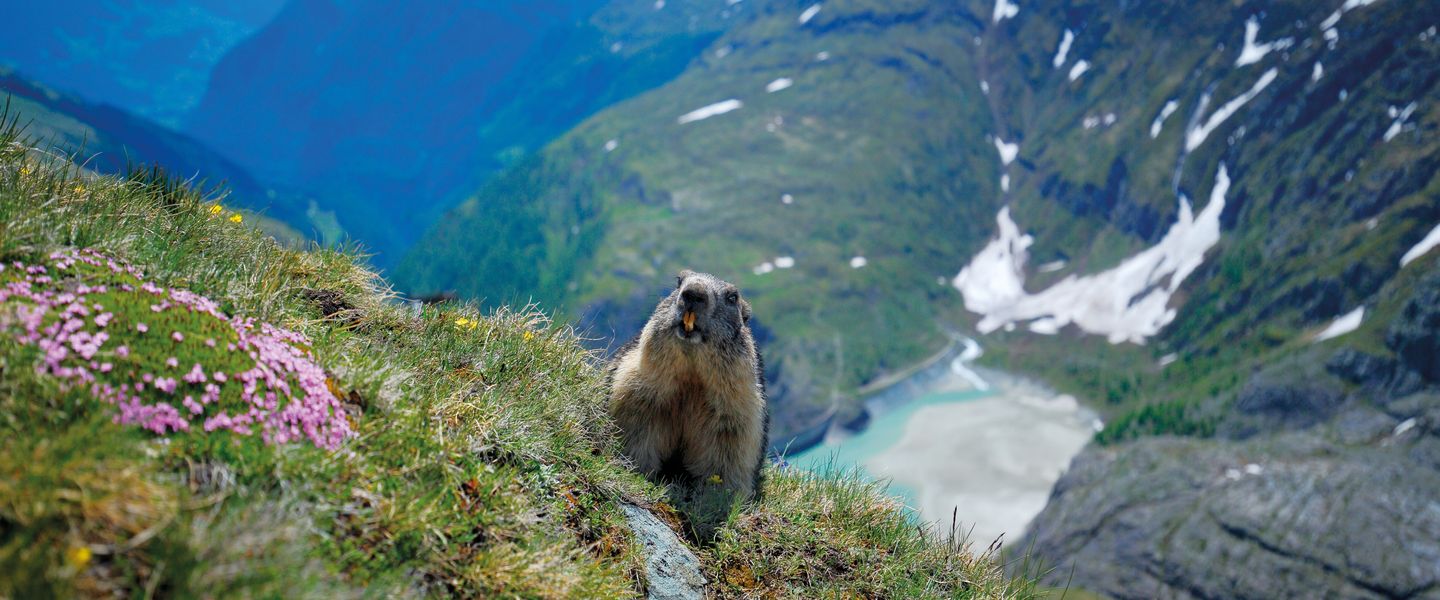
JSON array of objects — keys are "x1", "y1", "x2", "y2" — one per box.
[
  {"x1": 1387, "y1": 271, "x2": 1440, "y2": 383},
  {"x1": 1024, "y1": 432, "x2": 1440, "y2": 600},
  {"x1": 1218, "y1": 373, "x2": 1346, "y2": 440}
]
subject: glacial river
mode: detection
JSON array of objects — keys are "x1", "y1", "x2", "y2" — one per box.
[{"x1": 787, "y1": 346, "x2": 1099, "y2": 548}]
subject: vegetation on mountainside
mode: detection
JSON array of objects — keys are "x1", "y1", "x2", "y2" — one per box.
[
  {"x1": 0, "y1": 74, "x2": 312, "y2": 244},
  {"x1": 399, "y1": 0, "x2": 1439, "y2": 450},
  {"x1": 398, "y1": 0, "x2": 1003, "y2": 440},
  {"x1": 0, "y1": 109, "x2": 1037, "y2": 597}
]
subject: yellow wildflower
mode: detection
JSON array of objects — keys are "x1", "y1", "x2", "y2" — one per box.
[
  {"x1": 208, "y1": 204, "x2": 224, "y2": 216},
  {"x1": 523, "y1": 331, "x2": 534, "y2": 341},
  {"x1": 19, "y1": 165, "x2": 31, "y2": 177},
  {"x1": 229, "y1": 213, "x2": 243, "y2": 224},
  {"x1": 454, "y1": 317, "x2": 477, "y2": 331},
  {"x1": 66, "y1": 545, "x2": 92, "y2": 568},
  {"x1": 73, "y1": 184, "x2": 85, "y2": 195},
  {"x1": 708, "y1": 474, "x2": 723, "y2": 485}
]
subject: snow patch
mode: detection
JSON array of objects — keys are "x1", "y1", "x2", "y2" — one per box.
[
  {"x1": 980, "y1": 80, "x2": 990, "y2": 95},
  {"x1": 994, "y1": 138, "x2": 1019, "y2": 165},
  {"x1": 1243, "y1": 463, "x2": 1263, "y2": 476},
  {"x1": 849, "y1": 256, "x2": 868, "y2": 269},
  {"x1": 1185, "y1": 68, "x2": 1278, "y2": 152},
  {"x1": 603, "y1": 139, "x2": 619, "y2": 152},
  {"x1": 1314, "y1": 307, "x2": 1365, "y2": 342},
  {"x1": 766, "y1": 78, "x2": 793, "y2": 93},
  {"x1": 1151, "y1": 100, "x2": 1180, "y2": 138},
  {"x1": 774, "y1": 256, "x2": 795, "y2": 269},
  {"x1": 992, "y1": 0, "x2": 1018, "y2": 23},
  {"x1": 1312, "y1": 62, "x2": 1324, "y2": 82},
  {"x1": 1401, "y1": 223, "x2": 1440, "y2": 267},
  {"x1": 952, "y1": 166, "x2": 1232, "y2": 344},
  {"x1": 1235, "y1": 17, "x2": 1293, "y2": 67},
  {"x1": 753, "y1": 262, "x2": 775, "y2": 275},
  {"x1": 1383, "y1": 102, "x2": 1417, "y2": 142},
  {"x1": 798, "y1": 3, "x2": 821, "y2": 24},
  {"x1": 1037, "y1": 260, "x2": 1066, "y2": 273},
  {"x1": 677, "y1": 99, "x2": 743, "y2": 124},
  {"x1": 653, "y1": 0, "x2": 665, "y2": 9},
  {"x1": 1053, "y1": 29, "x2": 1075, "y2": 68},
  {"x1": 951, "y1": 337, "x2": 991, "y2": 391},
  {"x1": 781, "y1": 193, "x2": 794, "y2": 205},
  {"x1": 815, "y1": 51, "x2": 831, "y2": 61},
  {"x1": 1000, "y1": 174, "x2": 1011, "y2": 192},
  {"x1": 1028, "y1": 318, "x2": 1060, "y2": 335},
  {"x1": 1159, "y1": 353, "x2": 1179, "y2": 367},
  {"x1": 1068, "y1": 60, "x2": 1090, "y2": 81},
  {"x1": 1394, "y1": 417, "x2": 1418, "y2": 437}
]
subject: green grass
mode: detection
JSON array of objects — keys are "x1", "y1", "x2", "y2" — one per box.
[{"x1": 0, "y1": 106, "x2": 1037, "y2": 597}]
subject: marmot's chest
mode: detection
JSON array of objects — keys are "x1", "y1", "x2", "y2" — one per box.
[{"x1": 651, "y1": 362, "x2": 755, "y2": 424}]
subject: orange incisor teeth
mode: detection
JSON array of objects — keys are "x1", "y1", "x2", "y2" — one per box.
[{"x1": 683, "y1": 311, "x2": 696, "y2": 332}]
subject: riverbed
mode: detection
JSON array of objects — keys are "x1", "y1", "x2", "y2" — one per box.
[{"x1": 787, "y1": 343, "x2": 1099, "y2": 548}]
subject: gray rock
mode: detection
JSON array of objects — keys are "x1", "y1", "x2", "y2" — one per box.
[
  {"x1": 1333, "y1": 407, "x2": 1397, "y2": 445},
  {"x1": 1021, "y1": 436, "x2": 1440, "y2": 599},
  {"x1": 620, "y1": 502, "x2": 706, "y2": 600},
  {"x1": 1220, "y1": 373, "x2": 1345, "y2": 439}
]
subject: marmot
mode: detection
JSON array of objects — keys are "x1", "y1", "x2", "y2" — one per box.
[{"x1": 607, "y1": 270, "x2": 769, "y2": 501}]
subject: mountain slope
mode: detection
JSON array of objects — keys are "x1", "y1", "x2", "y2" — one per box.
[
  {"x1": 402, "y1": 0, "x2": 1440, "y2": 594},
  {"x1": 0, "y1": 0, "x2": 285, "y2": 127},
  {"x1": 186, "y1": 0, "x2": 747, "y2": 266},
  {"x1": 0, "y1": 69, "x2": 313, "y2": 242}
]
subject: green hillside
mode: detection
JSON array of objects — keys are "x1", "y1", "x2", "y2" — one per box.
[
  {"x1": 0, "y1": 108, "x2": 1036, "y2": 597},
  {"x1": 0, "y1": 70, "x2": 322, "y2": 246},
  {"x1": 398, "y1": 0, "x2": 1439, "y2": 441}
]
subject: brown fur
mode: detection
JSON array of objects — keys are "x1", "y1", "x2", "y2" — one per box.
[{"x1": 607, "y1": 271, "x2": 769, "y2": 501}]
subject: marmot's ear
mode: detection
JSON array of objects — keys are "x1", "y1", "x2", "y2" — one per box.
[
  {"x1": 740, "y1": 299, "x2": 752, "y2": 323},
  {"x1": 676, "y1": 269, "x2": 696, "y2": 287}
]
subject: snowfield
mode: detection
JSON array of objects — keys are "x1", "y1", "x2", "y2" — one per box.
[{"x1": 953, "y1": 167, "x2": 1232, "y2": 344}]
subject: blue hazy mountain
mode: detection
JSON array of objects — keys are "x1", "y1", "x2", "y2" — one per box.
[
  {"x1": 183, "y1": 0, "x2": 738, "y2": 266},
  {"x1": 0, "y1": 0, "x2": 286, "y2": 128}
]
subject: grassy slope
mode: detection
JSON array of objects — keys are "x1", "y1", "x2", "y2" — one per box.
[
  {"x1": 0, "y1": 112, "x2": 1035, "y2": 597},
  {"x1": 0, "y1": 72, "x2": 319, "y2": 245}
]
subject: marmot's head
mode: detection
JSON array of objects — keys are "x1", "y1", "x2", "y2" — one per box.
[{"x1": 656, "y1": 270, "x2": 751, "y2": 346}]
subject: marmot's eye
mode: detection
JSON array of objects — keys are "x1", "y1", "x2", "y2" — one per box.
[{"x1": 725, "y1": 292, "x2": 739, "y2": 304}]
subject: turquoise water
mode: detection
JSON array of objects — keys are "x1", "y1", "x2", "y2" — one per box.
[{"x1": 786, "y1": 388, "x2": 993, "y2": 512}]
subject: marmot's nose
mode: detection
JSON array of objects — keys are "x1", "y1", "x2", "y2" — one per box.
[{"x1": 680, "y1": 287, "x2": 707, "y2": 309}]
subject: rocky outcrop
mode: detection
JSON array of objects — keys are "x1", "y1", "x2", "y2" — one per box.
[
  {"x1": 1024, "y1": 420, "x2": 1440, "y2": 599},
  {"x1": 620, "y1": 503, "x2": 706, "y2": 600}
]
